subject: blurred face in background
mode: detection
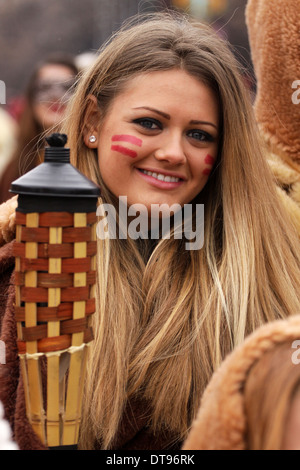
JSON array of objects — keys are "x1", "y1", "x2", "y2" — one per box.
[{"x1": 32, "y1": 64, "x2": 76, "y2": 130}]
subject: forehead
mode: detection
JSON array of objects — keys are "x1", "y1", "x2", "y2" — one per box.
[
  {"x1": 111, "y1": 69, "x2": 219, "y2": 123},
  {"x1": 123, "y1": 68, "x2": 213, "y2": 95},
  {"x1": 37, "y1": 64, "x2": 75, "y2": 82}
]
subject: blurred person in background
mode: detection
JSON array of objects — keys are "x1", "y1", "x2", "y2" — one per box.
[
  {"x1": 246, "y1": 0, "x2": 300, "y2": 237},
  {"x1": 0, "y1": 108, "x2": 17, "y2": 179},
  {"x1": 0, "y1": 54, "x2": 78, "y2": 203}
]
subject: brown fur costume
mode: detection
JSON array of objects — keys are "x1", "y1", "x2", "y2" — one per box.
[
  {"x1": 182, "y1": 315, "x2": 300, "y2": 450},
  {"x1": 246, "y1": 0, "x2": 300, "y2": 235}
]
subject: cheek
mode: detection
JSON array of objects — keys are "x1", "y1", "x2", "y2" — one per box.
[
  {"x1": 32, "y1": 103, "x2": 45, "y2": 119},
  {"x1": 202, "y1": 153, "x2": 216, "y2": 176},
  {"x1": 112, "y1": 134, "x2": 142, "y2": 147},
  {"x1": 98, "y1": 140, "x2": 137, "y2": 193},
  {"x1": 110, "y1": 134, "x2": 143, "y2": 159},
  {"x1": 98, "y1": 159, "x2": 124, "y2": 198},
  {"x1": 32, "y1": 104, "x2": 54, "y2": 129},
  {"x1": 110, "y1": 144, "x2": 138, "y2": 158}
]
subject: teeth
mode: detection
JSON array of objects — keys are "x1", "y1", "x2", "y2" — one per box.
[{"x1": 141, "y1": 169, "x2": 180, "y2": 182}]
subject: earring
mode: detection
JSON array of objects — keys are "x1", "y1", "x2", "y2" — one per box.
[{"x1": 89, "y1": 135, "x2": 96, "y2": 143}]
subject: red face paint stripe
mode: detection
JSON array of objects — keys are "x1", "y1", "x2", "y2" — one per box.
[
  {"x1": 111, "y1": 135, "x2": 142, "y2": 147},
  {"x1": 202, "y1": 168, "x2": 211, "y2": 176},
  {"x1": 204, "y1": 154, "x2": 215, "y2": 165},
  {"x1": 111, "y1": 144, "x2": 137, "y2": 158}
]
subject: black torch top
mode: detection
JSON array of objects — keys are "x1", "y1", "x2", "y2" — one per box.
[{"x1": 10, "y1": 133, "x2": 100, "y2": 213}]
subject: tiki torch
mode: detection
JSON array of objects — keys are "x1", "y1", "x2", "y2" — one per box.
[{"x1": 10, "y1": 133, "x2": 100, "y2": 448}]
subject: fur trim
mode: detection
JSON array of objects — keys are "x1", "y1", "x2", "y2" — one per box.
[
  {"x1": 246, "y1": 0, "x2": 300, "y2": 163},
  {"x1": 265, "y1": 148, "x2": 300, "y2": 236},
  {"x1": 268, "y1": 150, "x2": 300, "y2": 186},
  {"x1": 0, "y1": 196, "x2": 17, "y2": 247},
  {"x1": 182, "y1": 315, "x2": 300, "y2": 450},
  {"x1": 276, "y1": 186, "x2": 300, "y2": 237}
]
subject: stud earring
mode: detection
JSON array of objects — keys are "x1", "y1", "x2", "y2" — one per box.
[{"x1": 89, "y1": 135, "x2": 96, "y2": 143}]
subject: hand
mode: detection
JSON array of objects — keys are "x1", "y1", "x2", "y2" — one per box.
[
  {"x1": 0, "y1": 195, "x2": 18, "y2": 245},
  {"x1": 0, "y1": 401, "x2": 18, "y2": 450}
]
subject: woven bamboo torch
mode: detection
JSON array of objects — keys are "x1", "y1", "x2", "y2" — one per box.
[{"x1": 10, "y1": 133, "x2": 100, "y2": 449}]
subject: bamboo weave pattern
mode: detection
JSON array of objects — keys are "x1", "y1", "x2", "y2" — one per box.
[{"x1": 14, "y1": 210, "x2": 97, "y2": 447}]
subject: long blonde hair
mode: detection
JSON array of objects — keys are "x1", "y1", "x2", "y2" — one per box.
[{"x1": 62, "y1": 12, "x2": 300, "y2": 449}]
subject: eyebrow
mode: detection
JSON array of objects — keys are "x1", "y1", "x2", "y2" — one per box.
[
  {"x1": 189, "y1": 120, "x2": 218, "y2": 130},
  {"x1": 133, "y1": 106, "x2": 218, "y2": 130},
  {"x1": 133, "y1": 106, "x2": 170, "y2": 120}
]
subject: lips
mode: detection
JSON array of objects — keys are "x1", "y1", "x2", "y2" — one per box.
[
  {"x1": 136, "y1": 168, "x2": 185, "y2": 189},
  {"x1": 140, "y1": 169, "x2": 180, "y2": 182},
  {"x1": 49, "y1": 102, "x2": 65, "y2": 113},
  {"x1": 137, "y1": 167, "x2": 186, "y2": 181}
]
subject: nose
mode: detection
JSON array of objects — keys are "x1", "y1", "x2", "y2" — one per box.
[{"x1": 154, "y1": 132, "x2": 186, "y2": 165}]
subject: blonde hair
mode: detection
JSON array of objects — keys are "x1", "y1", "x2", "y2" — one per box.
[{"x1": 62, "y1": 12, "x2": 300, "y2": 449}]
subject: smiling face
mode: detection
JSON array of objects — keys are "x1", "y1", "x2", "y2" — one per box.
[{"x1": 88, "y1": 69, "x2": 219, "y2": 211}]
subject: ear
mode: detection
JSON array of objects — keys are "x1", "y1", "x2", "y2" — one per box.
[{"x1": 82, "y1": 94, "x2": 101, "y2": 148}]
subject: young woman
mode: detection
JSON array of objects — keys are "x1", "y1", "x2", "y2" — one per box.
[{"x1": 1, "y1": 11, "x2": 300, "y2": 450}]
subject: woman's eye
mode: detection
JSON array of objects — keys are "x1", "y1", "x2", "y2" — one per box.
[
  {"x1": 187, "y1": 129, "x2": 214, "y2": 142},
  {"x1": 133, "y1": 118, "x2": 162, "y2": 130}
]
